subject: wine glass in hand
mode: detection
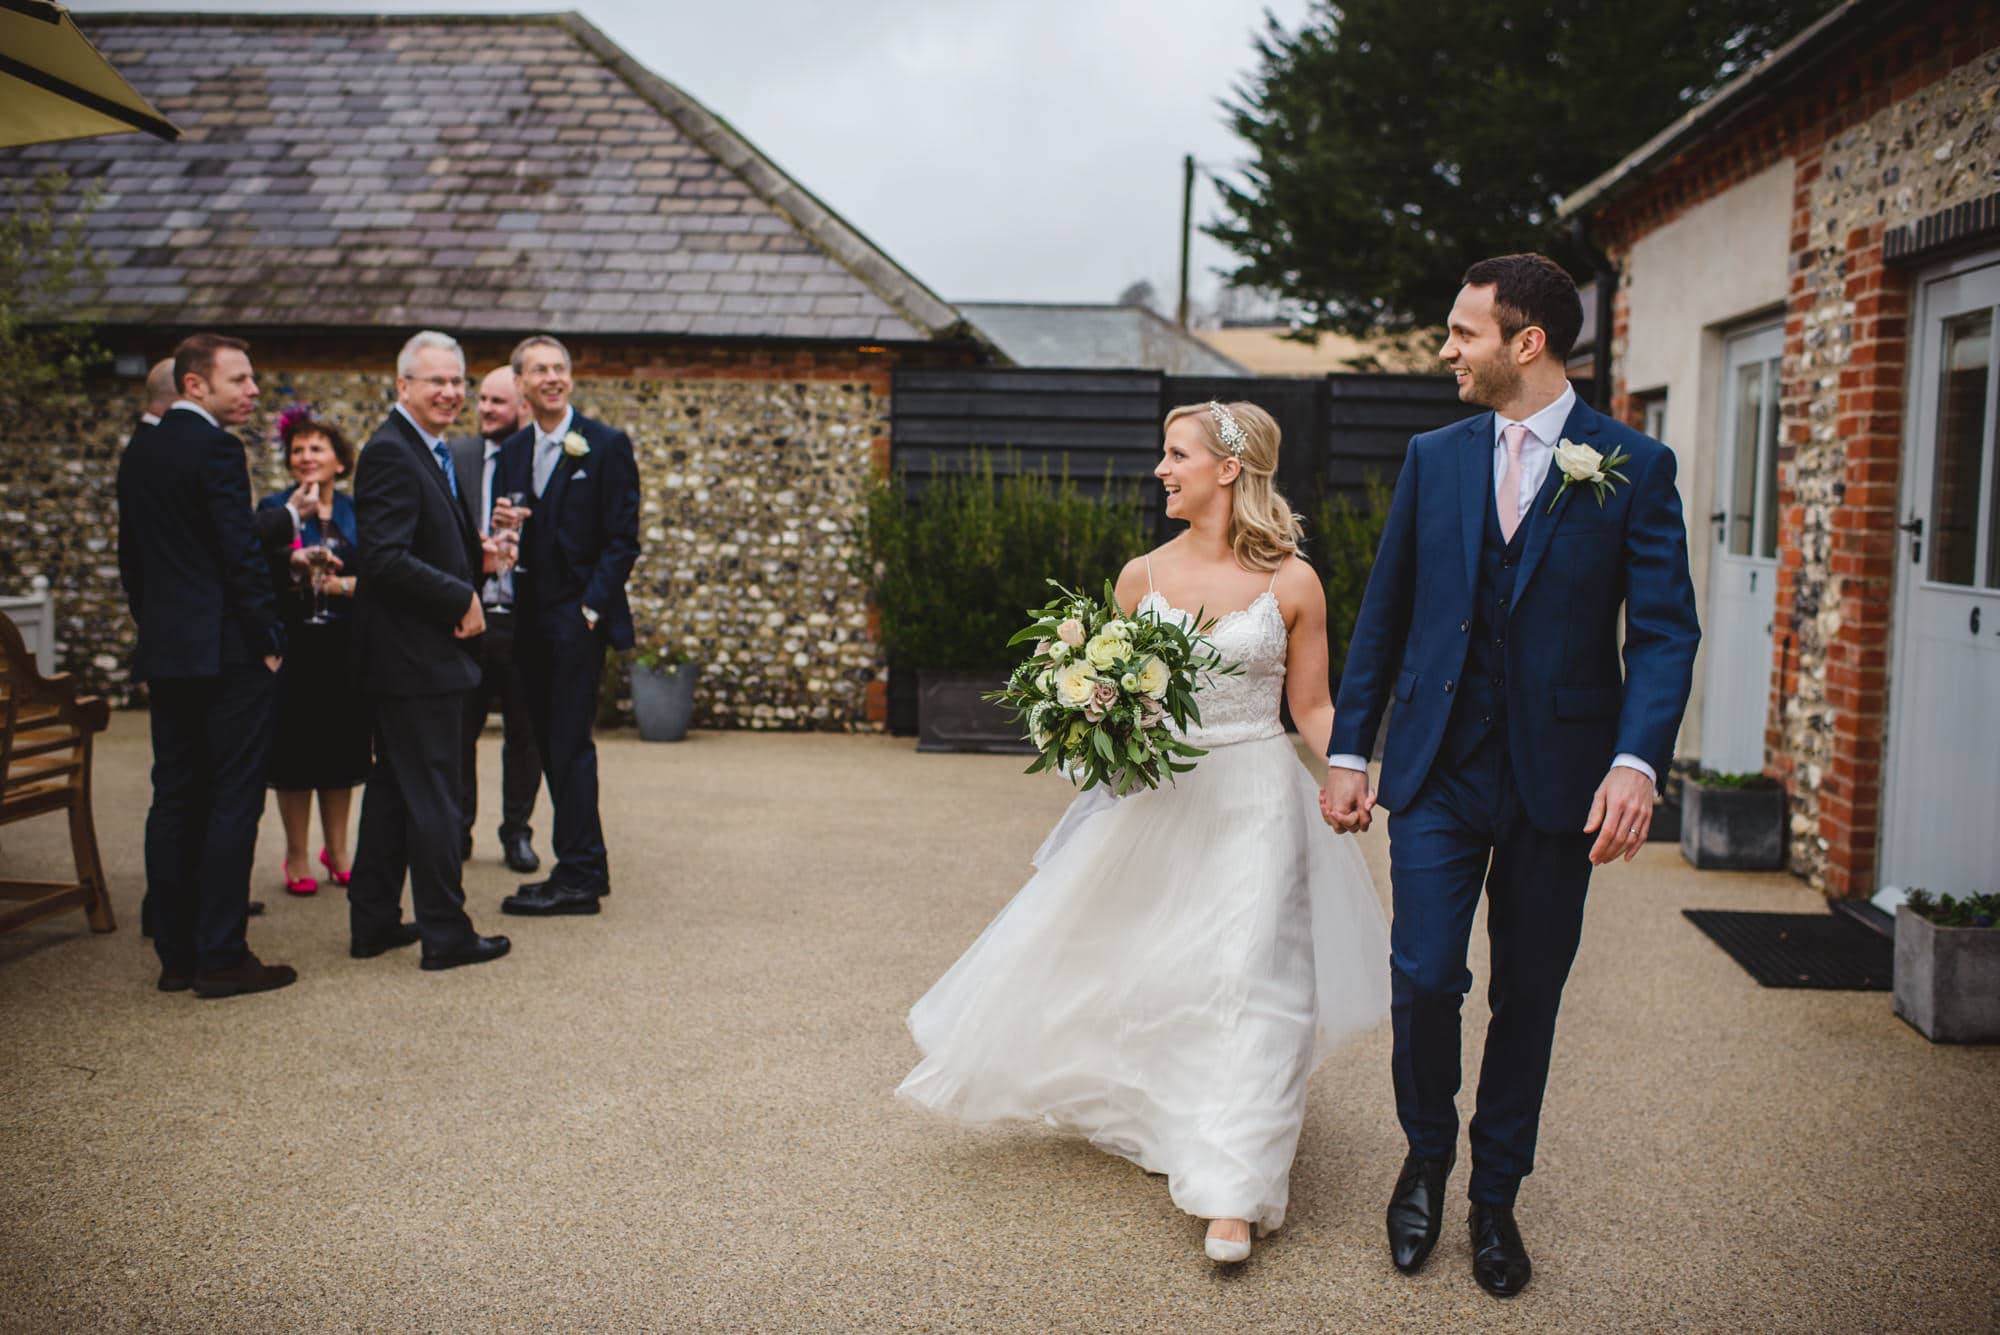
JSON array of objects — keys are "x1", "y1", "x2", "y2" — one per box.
[
  {"x1": 302, "y1": 544, "x2": 335, "y2": 625},
  {"x1": 497, "y1": 491, "x2": 533, "y2": 574}
]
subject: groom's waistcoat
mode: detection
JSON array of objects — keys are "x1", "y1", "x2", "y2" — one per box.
[{"x1": 1443, "y1": 487, "x2": 1527, "y2": 765}]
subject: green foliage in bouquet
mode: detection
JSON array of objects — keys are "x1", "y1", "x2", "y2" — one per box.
[
  {"x1": 858, "y1": 452, "x2": 1153, "y2": 673},
  {"x1": 988, "y1": 580, "x2": 1239, "y2": 795},
  {"x1": 1305, "y1": 475, "x2": 1393, "y2": 683}
]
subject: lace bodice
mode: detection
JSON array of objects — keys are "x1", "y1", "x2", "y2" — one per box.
[{"x1": 1137, "y1": 589, "x2": 1288, "y2": 748}]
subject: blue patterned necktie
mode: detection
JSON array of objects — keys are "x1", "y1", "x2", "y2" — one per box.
[{"x1": 432, "y1": 440, "x2": 458, "y2": 499}]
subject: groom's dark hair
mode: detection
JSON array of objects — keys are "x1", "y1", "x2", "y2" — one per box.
[
  {"x1": 172, "y1": 332, "x2": 250, "y2": 397},
  {"x1": 1461, "y1": 254, "x2": 1583, "y2": 361}
]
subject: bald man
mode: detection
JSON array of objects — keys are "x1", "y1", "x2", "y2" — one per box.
[
  {"x1": 135, "y1": 357, "x2": 176, "y2": 433},
  {"x1": 448, "y1": 366, "x2": 544, "y2": 874}
]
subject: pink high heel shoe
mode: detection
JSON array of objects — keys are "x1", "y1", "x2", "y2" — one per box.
[
  {"x1": 319, "y1": 848, "x2": 352, "y2": 887},
  {"x1": 282, "y1": 860, "x2": 318, "y2": 895}
]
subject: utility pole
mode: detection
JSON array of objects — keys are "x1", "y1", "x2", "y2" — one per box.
[{"x1": 1177, "y1": 153, "x2": 1194, "y2": 330}]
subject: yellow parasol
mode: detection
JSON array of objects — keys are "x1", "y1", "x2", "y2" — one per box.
[{"x1": 0, "y1": 0, "x2": 178, "y2": 147}]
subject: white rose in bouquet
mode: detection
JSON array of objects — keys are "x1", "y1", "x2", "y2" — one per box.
[
  {"x1": 1053, "y1": 660, "x2": 1098, "y2": 708},
  {"x1": 1084, "y1": 633, "x2": 1124, "y2": 670},
  {"x1": 1134, "y1": 655, "x2": 1170, "y2": 699}
]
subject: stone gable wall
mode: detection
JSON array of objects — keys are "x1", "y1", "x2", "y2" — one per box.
[
  {"x1": 1594, "y1": 7, "x2": 2000, "y2": 894},
  {"x1": 0, "y1": 337, "x2": 907, "y2": 732}
]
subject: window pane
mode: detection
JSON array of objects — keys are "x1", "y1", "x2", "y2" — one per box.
[
  {"x1": 1729, "y1": 362, "x2": 1762, "y2": 557},
  {"x1": 1757, "y1": 358, "x2": 1781, "y2": 559},
  {"x1": 1930, "y1": 310, "x2": 1991, "y2": 586}
]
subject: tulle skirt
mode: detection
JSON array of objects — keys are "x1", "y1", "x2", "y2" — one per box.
[{"x1": 898, "y1": 733, "x2": 1390, "y2": 1229}]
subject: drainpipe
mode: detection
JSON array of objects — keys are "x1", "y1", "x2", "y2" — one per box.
[{"x1": 1569, "y1": 216, "x2": 1617, "y2": 414}]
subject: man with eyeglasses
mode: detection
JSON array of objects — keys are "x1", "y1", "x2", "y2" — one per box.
[{"x1": 346, "y1": 330, "x2": 511, "y2": 973}]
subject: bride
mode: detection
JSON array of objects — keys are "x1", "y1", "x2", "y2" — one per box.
[{"x1": 897, "y1": 400, "x2": 1390, "y2": 1264}]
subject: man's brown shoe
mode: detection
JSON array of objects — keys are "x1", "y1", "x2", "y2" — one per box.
[{"x1": 191, "y1": 951, "x2": 298, "y2": 999}]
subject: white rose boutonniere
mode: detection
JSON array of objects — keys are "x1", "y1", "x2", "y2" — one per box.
[
  {"x1": 562, "y1": 430, "x2": 590, "y2": 458},
  {"x1": 1548, "y1": 437, "x2": 1632, "y2": 514}
]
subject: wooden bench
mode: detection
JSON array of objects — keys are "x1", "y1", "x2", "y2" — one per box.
[{"x1": 0, "y1": 608, "x2": 114, "y2": 935}]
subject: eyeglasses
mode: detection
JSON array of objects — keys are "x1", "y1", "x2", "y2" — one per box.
[{"x1": 411, "y1": 375, "x2": 466, "y2": 391}]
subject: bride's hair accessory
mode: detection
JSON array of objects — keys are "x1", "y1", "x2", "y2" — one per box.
[{"x1": 1208, "y1": 401, "x2": 1248, "y2": 456}]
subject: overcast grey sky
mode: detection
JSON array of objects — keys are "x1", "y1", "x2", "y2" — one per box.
[{"x1": 73, "y1": 0, "x2": 1313, "y2": 310}]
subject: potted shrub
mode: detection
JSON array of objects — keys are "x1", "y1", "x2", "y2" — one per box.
[
  {"x1": 1678, "y1": 769, "x2": 1786, "y2": 870},
  {"x1": 1894, "y1": 890, "x2": 2000, "y2": 1043},
  {"x1": 629, "y1": 646, "x2": 698, "y2": 742},
  {"x1": 859, "y1": 451, "x2": 1150, "y2": 753}
]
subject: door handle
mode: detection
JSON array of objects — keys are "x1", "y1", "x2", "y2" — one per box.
[
  {"x1": 1710, "y1": 510, "x2": 1727, "y2": 542},
  {"x1": 1898, "y1": 513, "x2": 1923, "y2": 562}
]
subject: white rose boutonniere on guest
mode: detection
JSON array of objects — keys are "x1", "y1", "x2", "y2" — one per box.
[
  {"x1": 1548, "y1": 437, "x2": 1632, "y2": 513},
  {"x1": 562, "y1": 430, "x2": 590, "y2": 458}
]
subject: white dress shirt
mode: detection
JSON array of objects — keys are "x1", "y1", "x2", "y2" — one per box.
[
  {"x1": 168, "y1": 398, "x2": 217, "y2": 427},
  {"x1": 1328, "y1": 381, "x2": 1655, "y2": 788}
]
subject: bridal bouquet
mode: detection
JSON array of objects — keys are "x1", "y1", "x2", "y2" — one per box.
[{"x1": 988, "y1": 580, "x2": 1238, "y2": 794}]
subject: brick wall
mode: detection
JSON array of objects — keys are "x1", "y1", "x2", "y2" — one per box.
[
  {"x1": 0, "y1": 332, "x2": 971, "y2": 730},
  {"x1": 1593, "y1": 5, "x2": 2000, "y2": 894}
]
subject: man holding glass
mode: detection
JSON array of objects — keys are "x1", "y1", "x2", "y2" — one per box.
[{"x1": 449, "y1": 365, "x2": 543, "y2": 874}]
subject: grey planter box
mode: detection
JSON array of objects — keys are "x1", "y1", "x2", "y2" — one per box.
[
  {"x1": 915, "y1": 670, "x2": 1035, "y2": 755},
  {"x1": 630, "y1": 662, "x2": 698, "y2": 742},
  {"x1": 1679, "y1": 777, "x2": 1786, "y2": 870},
  {"x1": 1894, "y1": 905, "x2": 2000, "y2": 1043}
]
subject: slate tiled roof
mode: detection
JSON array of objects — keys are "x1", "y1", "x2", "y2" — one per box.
[
  {"x1": 0, "y1": 12, "x2": 962, "y2": 342},
  {"x1": 956, "y1": 302, "x2": 1246, "y2": 375}
]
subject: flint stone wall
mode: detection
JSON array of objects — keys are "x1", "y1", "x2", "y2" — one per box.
[{"x1": 0, "y1": 364, "x2": 890, "y2": 732}]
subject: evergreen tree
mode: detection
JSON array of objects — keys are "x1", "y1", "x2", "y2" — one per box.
[{"x1": 1209, "y1": 0, "x2": 1833, "y2": 336}]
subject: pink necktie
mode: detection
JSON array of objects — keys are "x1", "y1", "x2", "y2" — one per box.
[{"x1": 1497, "y1": 423, "x2": 1528, "y2": 542}]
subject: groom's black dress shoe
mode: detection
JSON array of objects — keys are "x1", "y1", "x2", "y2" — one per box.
[
  {"x1": 1387, "y1": 1151, "x2": 1454, "y2": 1273},
  {"x1": 1468, "y1": 1202, "x2": 1532, "y2": 1298},
  {"x1": 501, "y1": 832, "x2": 540, "y2": 873},
  {"x1": 501, "y1": 880, "x2": 601, "y2": 916},
  {"x1": 350, "y1": 922, "x2": 422, "y2": 959},
  {"x1": 420, "y1": 934, "x2": 511, "y2": 971}
]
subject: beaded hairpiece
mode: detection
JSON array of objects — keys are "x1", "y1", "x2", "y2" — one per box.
[
  {"x1": 1208, "y1": 401, "x2": 1248, "y2": 456},
  {"x1": 273, "y1": 401, "x2": 320, "y2": 444}
]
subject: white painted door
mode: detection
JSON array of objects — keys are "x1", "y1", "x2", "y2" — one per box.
[
  {"x1": 1700, "y1": 324, "x2": 1783, "y2": 775},
  {"x1": 1881, "y1": 256, "x2": 2000, "y2": 899}
]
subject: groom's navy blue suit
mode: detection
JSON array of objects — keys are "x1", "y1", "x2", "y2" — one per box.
[{"x1": 1330, "y1": 394, "x2": 1698, "y2": 1206}]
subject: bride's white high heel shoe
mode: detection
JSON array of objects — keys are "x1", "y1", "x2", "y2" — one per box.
[{"x1": 1204, "y1": 1220, "x2": 1252, "y2": 1264}]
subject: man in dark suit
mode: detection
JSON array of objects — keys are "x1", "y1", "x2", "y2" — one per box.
[
  {"x1": 1323, "y1": 254, "x2": 1700, "y2": 1297},
  {"x1": 347, "y1": 330, "x2": 510, "y2": 971},
  {"x1": 493, "y1": 334, "x2": 640, "y2": 916},
  {"x1": 116, "y1": 333, "x2": 295, "y2": 999},
  {"x1": 449, "y1": 365, "x2": 542, "y2": 874}
]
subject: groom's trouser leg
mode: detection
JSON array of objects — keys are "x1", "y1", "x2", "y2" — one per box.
[
  {"x1": 519, "y1": 621, "x2": 608, "y2": 890},
  {"x1": 1385, "y1": 745, "x2": 1498, "y2": 1163},
  {"x1": 1466, "y1": 791, "x2": 1594, "y2": 1207}
]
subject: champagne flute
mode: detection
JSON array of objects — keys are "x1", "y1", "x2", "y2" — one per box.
[
  {"x1": 500, "y1": 491, "x2": 533, "y2": 574},
  {"x1": 302, "y1": 544, "x2": 334, "y2": 625}
]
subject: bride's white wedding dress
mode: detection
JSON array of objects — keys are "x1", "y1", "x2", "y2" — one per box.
[{"x1": 897, "y1": 576, "x2": 1390, "y2": 1230}]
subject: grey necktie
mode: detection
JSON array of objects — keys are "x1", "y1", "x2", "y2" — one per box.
[{"x1": 534, "y1": 432, "x2": 560, "y2": 497}]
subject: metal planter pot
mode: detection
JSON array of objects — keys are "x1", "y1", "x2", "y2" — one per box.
[
  {"x1": 630, "y1": 662, "x2": 698, "y2": 742},
  {"x1": 1893, "y1": 905, "x2": 2000, "y2": 1043},
  {"x1": 915, "y1": 670, "x2": 1034, "y2": 754},
  {"x1": 1679, "y1": 778, "x2": 1787, "y2": 871}
]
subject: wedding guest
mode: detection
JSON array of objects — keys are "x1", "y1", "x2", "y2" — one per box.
[
  {"x1": 116, "y1": 332, "x2": 295, "y2": 998},
  {"x1": 495, "y1": 334, "x2": 640, "y2": 917},
  {"x1": 131, "y1": 357, "x2": 175, "y2": 436},
  {"x1": 347, "y1": 329, "x2": 510, "y2": 971},
  {"x1": 257, "y1": 407, "x2": 369, "y2": 896},
  {"x1": 449, "y1": 366, "x2": 543, "y2": 874}
]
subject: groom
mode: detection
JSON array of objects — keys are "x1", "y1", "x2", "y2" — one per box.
[{"x1": 1322, "y1": 254, "x2": 1698, "y2": 1297}]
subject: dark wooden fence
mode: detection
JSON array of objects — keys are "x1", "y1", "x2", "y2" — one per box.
[{"x1": 881, "y1": 367, "x2": 1526, "y2": 732}]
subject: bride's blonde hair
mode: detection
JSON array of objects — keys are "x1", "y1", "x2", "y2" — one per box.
[{"x1": 1162, "y1": 400, "x2": 1302, "y2": 572}]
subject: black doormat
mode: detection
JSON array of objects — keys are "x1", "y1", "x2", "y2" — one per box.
[{"x1": 1682, "y1": 910, "x2": 1893, "y2": 990}]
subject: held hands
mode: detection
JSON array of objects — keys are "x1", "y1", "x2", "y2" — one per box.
[
  {"x1": 262, "y1": 655, "x2": 283, "y2": 674},
  {"x1": 480, "y1": 536, "x2": 510, "y2": 574},
  {"x1": 454, "y1": 592, "x2": 486, "y2": 639},
  {"x1": 1319, "y1": 766, "x2": 1376, "y2": 834},
  {"x1": 286, "y1": 480, "x2": 326, "y2": 519},
  {"x1": 1585, "y1": 765, "x2": 1656, "y2": 864}
]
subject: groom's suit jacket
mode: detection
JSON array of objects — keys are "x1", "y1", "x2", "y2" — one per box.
[
  {"x1": 351, "y1": 409, "x2": 484, "y2": 698},
  {"x1": 1329, "y1": 397, "x2": 1700, "y2": 833},
  {"x1": 495, "y1": 410, "x2": 641, "y2": 650}
]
